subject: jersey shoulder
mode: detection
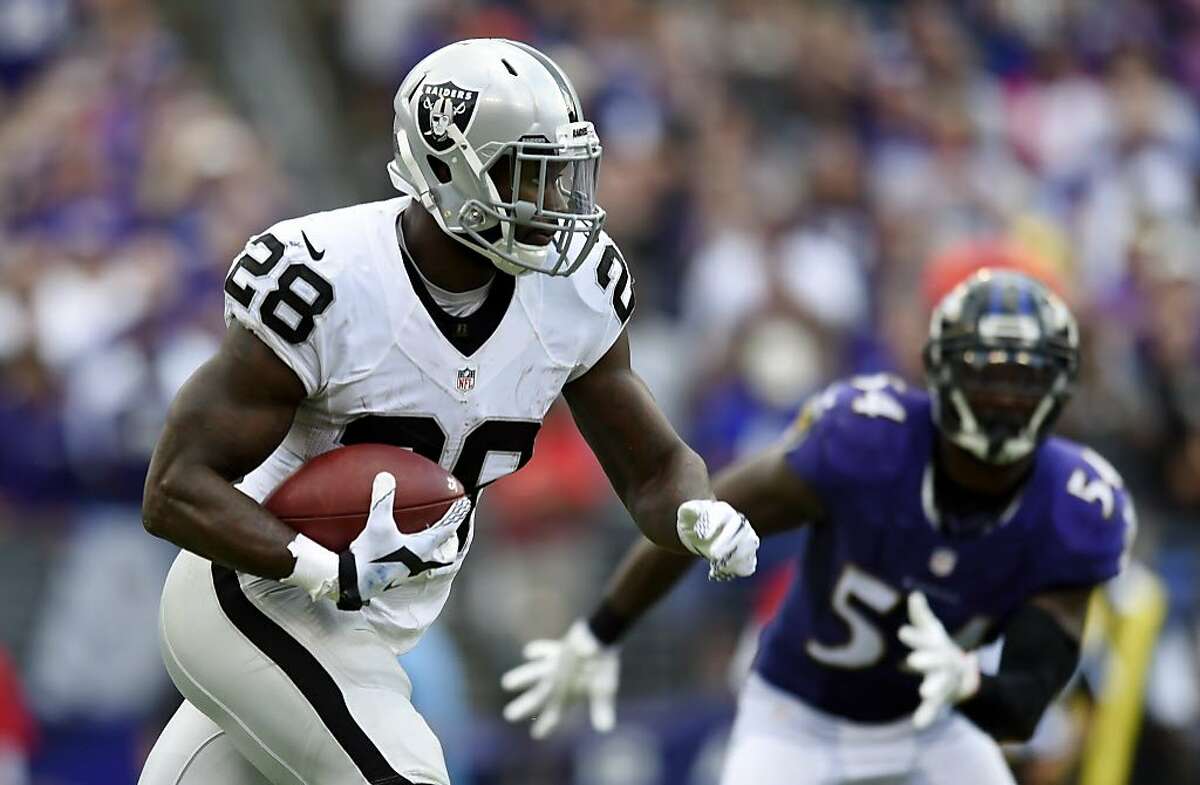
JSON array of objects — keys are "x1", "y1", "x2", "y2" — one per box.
[
  {"x1": 1032, "y1": 438, "x2": 1135, "y2": 589},
  {"x1": 567, "y1": 230, "x2": 637, "y2": 322},
  {"x1": 525, "y1": 230, "x2": 636, "y2": 380},
  {"x1": 784, "y1": 375, "x2": 930, "y2": 491},
  {"x1": 254, "y1": 197, "x2": 407, "y2": 287},
  {"x1": 223, "y1": 198, "x2": 406, "y2": 394}
]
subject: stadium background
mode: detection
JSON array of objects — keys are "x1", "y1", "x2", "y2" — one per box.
[{"x1": 0, "y1": 0, "x2": 1198, "y2": 783}]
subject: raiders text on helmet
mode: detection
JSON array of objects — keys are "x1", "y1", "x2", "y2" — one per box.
[
  {"x1": 924, "y1": 269, "x2": 1079, "y2": 464},
  {"x1": 388, "y1": 39, "x2": 605, "y2": 277}
]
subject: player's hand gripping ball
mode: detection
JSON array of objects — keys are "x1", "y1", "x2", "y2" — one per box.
[
  {"x1": 265, "y1": 444, "x2": 467, "y2": 551},
  {"x1": 267, "y1": 445, "x2": 472, "y2": 609}
]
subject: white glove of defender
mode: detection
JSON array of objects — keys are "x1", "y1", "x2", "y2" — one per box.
[
  {"x1": 500, "y1": 620, "x2": 618, "y2": 739},
  {"x1": 343, "y1": 472, "x2": 471, "y2": 606},
  {"x1": 898, "y1": 591, "x2": 981, "y2": 729},
  {"x1": 676, "y1": 500, "x2": 759, "y2": 580}
]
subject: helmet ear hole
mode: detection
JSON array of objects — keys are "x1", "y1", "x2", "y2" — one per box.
[{"x1": 427, "y1": 156, "x2": 452, "y2": 184}]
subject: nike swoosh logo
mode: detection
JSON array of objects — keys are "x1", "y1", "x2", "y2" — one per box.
[
  {"x1": 301, "y1": 230, "x2": 325, "y2": 261},
  {"x1": 373, "y1": 547, "x2": 451, "y2": 577}
]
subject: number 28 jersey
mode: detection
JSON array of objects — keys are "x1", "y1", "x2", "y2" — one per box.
[
  {"x1": 755, "y1": 376, "x2": 1135, "y2": 723},
  {"x1": 221, "y1": 196, "x2": 634, "y2": 653}
]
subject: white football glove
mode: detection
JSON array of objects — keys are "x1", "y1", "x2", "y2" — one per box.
[
  {"x1": 500, "y1": 620, "x2": 618, "y2": 739},
  {"x1": 898, "y1": 591, "x2": 981, "y2": 729},
  {"x1": 676, "y1": 500, "x2": 759, "y2": 580},
  {"x1": 335, "y1": 471, "x2": 471, "y2": 609}
]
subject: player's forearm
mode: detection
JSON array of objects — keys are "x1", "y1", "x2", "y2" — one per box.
[
  {"x1": 563, "y1": 339, "x2": 715, "y2": 552},
  {"x1": 143, "y1": 459, "x2": 298, "y2": 579},
  {"x1": 625, "y1": 442, "x2": 712, "y2": 551},
  {"x1": 585, "y1": 445, "x2": 713, "y2": 643},
  {"x1": 587, "y1": 538, "x2": 697, "y2": 644},
  {"x1": 957, "y1": 604, "x2": 1079, "y2": 742}
]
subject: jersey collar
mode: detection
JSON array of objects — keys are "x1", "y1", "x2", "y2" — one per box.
[
  {"x1": 921, "y1": 463, "x2": 1025, "y2": 535},
  {"x1": 395, "y1": 213, "x2": 516, "y2": 357}
]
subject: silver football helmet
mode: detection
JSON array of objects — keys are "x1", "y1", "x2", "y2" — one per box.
[{"x1": 388, "y1": 39, "x2": 605, "y2": 276}]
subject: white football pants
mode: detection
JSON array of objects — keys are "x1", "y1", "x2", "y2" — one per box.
[
  {"x1": 138, "y1": 550, "x2": 449, "y2": 785},
  {"x1": 721, "y1": 674, "x2": 1016, "y2": 785}
]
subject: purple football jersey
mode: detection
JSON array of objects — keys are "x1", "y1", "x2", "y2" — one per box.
[{"x1": 754, "y1": 376, "x2": 1133, "y2": 723}]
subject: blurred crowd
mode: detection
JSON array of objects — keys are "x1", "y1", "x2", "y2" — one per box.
[{"x1": 2, "y1": 0, "x2": 1200, "y2": 784}]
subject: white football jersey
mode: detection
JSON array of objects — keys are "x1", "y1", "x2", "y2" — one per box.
[{"x1": 222, "y1": 196, "x2": 634, "y2": 652}]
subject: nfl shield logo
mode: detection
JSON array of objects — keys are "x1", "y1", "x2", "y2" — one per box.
[
  {"x1": 929, "y1": 547, "x2": 957, "y2": 578},
  {"x1": 457, "y1": 367, "x2": 476, "y2": 393}
]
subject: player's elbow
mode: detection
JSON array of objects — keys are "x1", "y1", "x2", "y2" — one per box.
[
  {"x1": 142, "y1": 466, "x2": 190, "y2": 541},
  {"x1": 996, "y1": 711, "x2": 1042, "y2": 745},
  {"x1": 962, "y1": 692, "x2": 1049, "y2": 744},
  {"x1": 141, "y1": 481, "x2": 174, "y2": 539},
  {"x1": 1013, "y1": 719, "x2": 1041, "y2": 745},
  {"x1": 631, "y1": 445, "x2": 711, "y2": 548}
]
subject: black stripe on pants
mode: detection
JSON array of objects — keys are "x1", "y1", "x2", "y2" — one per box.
[{"x1": 211, "y1": 565, "x2": 417, "y2": 785}]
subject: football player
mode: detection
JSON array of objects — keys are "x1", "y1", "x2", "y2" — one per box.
[
  {"x1": 503, "y1": 270, "x2": 1136, "y2": 785},
  {"x1": 137, "y1": 39, "x2": 759, "y2": 785}
]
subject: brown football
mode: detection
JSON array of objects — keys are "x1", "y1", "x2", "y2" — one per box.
[{"x1": 263, "y1": 444, "x2": 465, "y2": 552}]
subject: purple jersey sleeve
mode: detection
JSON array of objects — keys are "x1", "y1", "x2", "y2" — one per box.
[
  {"x1": 1034, "y1": 440, "x2": 1134, "y2": 590},
  {"x1": 783, "y1": 377, "x2": 923, "y2": 502}
]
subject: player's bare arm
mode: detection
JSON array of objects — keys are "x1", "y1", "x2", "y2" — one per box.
[
  {"x1": 563, "y1": 330, "x2": 715, "y2": 553},
  {"x1": 500, "y1": 432, "x2": 821, "y2": 737},
  {"x1": 587, "y1": 442, "x2": 826, "y2": 640},
  {"x1": 142, "y1": 323, "x2": 307, "y2": 579},
  {"x1": 713, "y1": 441, "x2": 825, "y2": 535},
  {"x1": 144, "y1": 322, "x2": 465, "y2": 609},
  {"x1": 527, "y1": 313, "x2": 778, "y2": 661},
  {"x1": 498, "y1": 332, "x2": 765, "y2": 739}
]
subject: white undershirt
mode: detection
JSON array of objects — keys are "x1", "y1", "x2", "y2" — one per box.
[{"x1": 414, "y1": 266, "x2": 493, "y2": 318}]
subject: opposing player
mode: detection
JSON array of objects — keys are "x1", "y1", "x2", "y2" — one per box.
[
  {"x1": 503, "y1": 270, "x2": 1136, "y2": 785},
  {"x1": 137, "y1": 39, "x2": 759, "y2": 785}
]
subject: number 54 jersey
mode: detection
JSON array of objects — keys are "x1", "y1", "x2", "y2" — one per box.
[
  {"x1": 755, "y1": 376, "x2": 1135, "y2": 724},
  {"x1": 221, "y1": 196, "x2": 635, "y2": 653}
]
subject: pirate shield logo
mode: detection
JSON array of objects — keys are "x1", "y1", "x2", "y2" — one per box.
[{"x1": 416, "y1": 81, "x2": 480, "y2": 153}]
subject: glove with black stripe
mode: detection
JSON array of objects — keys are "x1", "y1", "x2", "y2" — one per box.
[{"x1": 283, "y1": 472, "x2": 471, "y2": 609}]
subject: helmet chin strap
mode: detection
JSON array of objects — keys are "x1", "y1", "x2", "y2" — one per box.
[
  {"x1": 392, "y1": 129, "x2": 438, "y2": 217},
  {"x1": 392, "y1": 128, "x2": 490, "y2": 265}
]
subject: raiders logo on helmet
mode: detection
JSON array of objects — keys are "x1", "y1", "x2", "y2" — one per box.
[{"x1": 416, "y1": 81, "x2": 480, "y2": 152}]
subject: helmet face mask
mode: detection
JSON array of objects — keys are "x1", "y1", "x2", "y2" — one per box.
[
  {"x1": 388, "y1": 39, "x2": 606, "y2": 277},
  {"x1": 924, "y1": 270, "x2": 1079, "y2": 465},
  {"x1": 462, "y1": 125, "x2": 604, "y2": 275}
]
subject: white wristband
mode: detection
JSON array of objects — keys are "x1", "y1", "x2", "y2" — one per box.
[{"x1": 280, "y1": 534, "x2": 339, "y2": 602}]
